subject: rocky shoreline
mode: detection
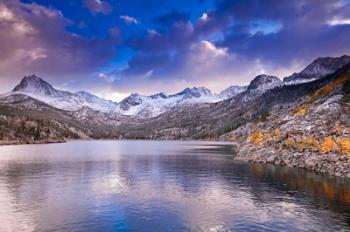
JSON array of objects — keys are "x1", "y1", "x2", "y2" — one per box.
[
  {"x1": 0, "y1": 138, "x2": 66, "y2": 146},
  {"x1": 1, "y1": 137, "x2": 350, "y2": 178},
  {"x1": 235, "y1": 143, "x2": 350, "y2": 178}
]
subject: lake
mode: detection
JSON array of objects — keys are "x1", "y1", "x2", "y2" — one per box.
[{"x1": 0, "y1": 140, "x2": 350, "y2": 231}]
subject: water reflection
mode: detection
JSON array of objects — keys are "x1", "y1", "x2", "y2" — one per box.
[{"x1": 0, "y1": 141, "x2": 349, "y2": 231}]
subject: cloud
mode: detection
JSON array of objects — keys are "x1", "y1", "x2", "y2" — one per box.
[
  {"x1": 328, "y1": 17, "x2": 350, "y2": 26},
  {"x1": 186, "y1": 41, "x2": 230, "y2": 67},
  {"x1": 199, "y1": 13, "x2": 209, "y2": 22},
  {"x1": 120, "y1": 15, "x2": 138, "y2": 25},
  {"x1": 0, "y1": 0, "x2": 118, "y2": 93},
  {"x1": 106, "y1": 0, "x2": 350, "y2": 94},
  {"x1": 83, "y1": 0, "x2": 112, "y2": 15},
  {"x1": 1, "y1": 0, "x2": 350, "y2": 97}
]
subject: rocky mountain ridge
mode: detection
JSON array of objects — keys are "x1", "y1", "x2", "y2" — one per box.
[
  {"x1": 284, "y1": 55, "x2": 350, "y2": 83},
  {"x1": 9, "y1": 75, "x2": 248, "y2": 118}
]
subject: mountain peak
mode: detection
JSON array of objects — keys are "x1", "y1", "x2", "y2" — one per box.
[
  {"x1": 247, "y1": 74, "x2": 281, "y2": 91},
  {"x1": 284, "y1": 55, "x2": 350, "y2": 82},
  {"x1": 12, "y1": 75, "x2": 56, "y2": 95},
  {"x1": 22, "y1": 74, "x2": 42, "y2": 82},
  {"x1": 175, "y1": 87, "x2": 212, "y2": 98},
  {"x1": 150, "y1": 92, "x2": 168, "y2": 99}
]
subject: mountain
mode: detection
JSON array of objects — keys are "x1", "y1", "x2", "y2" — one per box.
[
  {"x1": 284, "y1": 55, "x2": 350, "y2": 83},
  {"x1": 231, "y1": 74, "x2": 282, "y2": 102},
  {"x1": 9, "y1": 75, "x2": 246, "y2": 118},
  {"x1": 115, "y1": 86, "x2": 245, "y2": 118},
  {"x1": 218, "y1": 85, "x2": 247, "y2": 99},
  {"x1": 113, "y1": 57, "x2": 350, "y2": 142},
  {"x1": 172, "y1": 87, "x2": 212, "y2": 98},
  {"x1": 247, "y1": 74, "x2": 281, "y2": 91},
  {"x1": 12, "y1": 75, "x2": 117, "y2": 112},
  {"x1": 13, "y1": 74, "x2": 63, "y2": 97}
]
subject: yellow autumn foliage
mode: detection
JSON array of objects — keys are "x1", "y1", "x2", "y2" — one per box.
[
  {"x1": 320, "y1": 136, "x2": 336, "y2": 154},
  {"x1": 285, "y1": 137, "x2": 296, "y2": 149},
  {"x1": 294, "y1": 106, "x2": 308, "y2": 117},
  {"x1": 299, "y1": 136, "x2": 320, "y2": 151},
  {"x1": 310, "y1": 73, "x2": 350, "y2": 102},
  {"x1": 336, "y1": 137, "x2": 350, "y2": 155},
  {"x1": 248, "y1": 130, "x2": 270, "y2": 145}
]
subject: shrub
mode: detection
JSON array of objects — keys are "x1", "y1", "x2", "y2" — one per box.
[
  {"x1": 285, "y1": 136, "x2": 296, "y2": 149},
  {"x1": 248, "y1": 130, "x2": 270, "y2": 145},
  {"x1": 294, "y1": 106, "x2": 308, "y2": 117},
  {"x1": 336, "y1": 137, "x2": 350, "y2": 155},
  {"x1": 310, "y1": 73, "x2": 350, "y2": 102},
  {"x1": 320, "y1": 136, "x2": 336, "y2": 154},
  {"x1": 298, "y1": 136, "x2": 319, "y2": 151}
]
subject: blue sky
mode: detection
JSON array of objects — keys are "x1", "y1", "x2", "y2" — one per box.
[{"x1": 0, "y1": 0, "x2": 350, "y2": 101}]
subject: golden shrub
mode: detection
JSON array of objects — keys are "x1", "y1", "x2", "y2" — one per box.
[
  {"x1": 285, "y1": 137, "x2": 296, "y2": 149},
  {"x1": 248, "y1": 130, "x2": 270, "y2": 145},
  {"x1": 310, "y1": 73, "x2": 350, "y2": 102},
  {"x1": 298, "y1": 136, "x2": 320, "y2": 151},
  {"x1": 294, "y1": 107, "x2": 308, "y2": 117},
  {"x1": 336, "y1": 137, "x2": 350, "y2": 155},
  {"x1": 320, "y1": 136, "x2": 336, "y2": 154}
]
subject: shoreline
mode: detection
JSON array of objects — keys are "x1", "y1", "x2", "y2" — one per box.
[
  {"x1": 1, "y1": 138, "x2": 349, "y2": 179},
  {"x1": 235, "y1": 143, "x2": 350, "y2": 178},
  {"x1": 0, "y1": 138, "x2": 66, "y2": 146}
]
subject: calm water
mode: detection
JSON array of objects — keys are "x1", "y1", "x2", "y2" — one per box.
[{"x1": 0, "y1": 141, "x2": 350, "y2": 232}]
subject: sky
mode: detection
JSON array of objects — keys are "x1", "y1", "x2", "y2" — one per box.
[{"x1": 0, "y1": 0, "x2": 350, "y2": 101}]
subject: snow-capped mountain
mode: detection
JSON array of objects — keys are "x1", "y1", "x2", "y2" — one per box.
[
  {"x1": 115, "y1": 86, "x2": 245, "y2": 118},
  {"x1": 236, "y1": 74, "x2": 282, "y2": 102},
  {"x1": 172, "y1": 87, "x2": 212, "y2": 98},
  {"x1": 247, "y1": 74, "x2": 281, "y2": 91},
  {"x1": 6, "y1": 75, "x2": 246, "y2": 118},
  {"x1": 10, "y1": 53, "x2": 348, "y2": 119},
  {"x1": 284, "y1": 55, "x2": 350, "y2": 83},
  {"x1": 218, "y1": 85, "x2": 247, "y2": 99},
  {"x1": 11, "y1": 75, "x2": 117, "y2": 112}
]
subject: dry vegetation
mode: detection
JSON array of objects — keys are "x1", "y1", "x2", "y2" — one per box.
[
  {"x1": 293, "y1": 106, "x2": 308, "y2": 117},
  {"x1": 248, "y1": 128, "x2": 350, "y2": 156},
  {"x1": 292, "y1": 72, "x2": 350, "y2": 117}
]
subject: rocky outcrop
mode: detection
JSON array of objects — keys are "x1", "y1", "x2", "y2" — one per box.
[
  {"x1": 247, "y1": 74, "x2": 281, "y2": 91},
  {"x1": 228, "y1": 67, "x2": 350, "y2": 178},
  {"x1": 235, "y1": 144, "x2": 350, "y2": 178}
]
